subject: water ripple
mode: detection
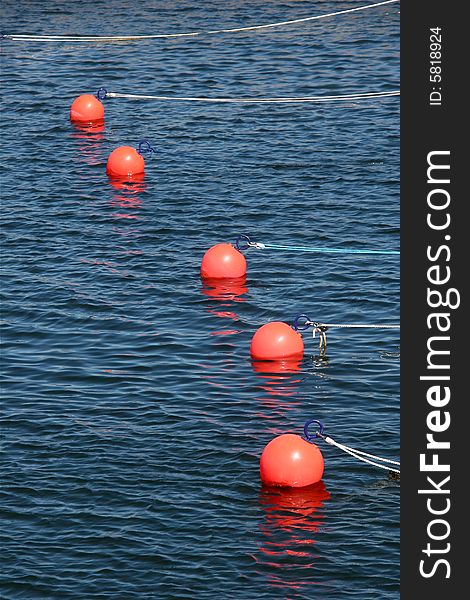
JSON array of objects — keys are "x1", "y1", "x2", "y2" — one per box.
[{"x1": 1, "y1": 1, "x2": 399, "y2": 598}]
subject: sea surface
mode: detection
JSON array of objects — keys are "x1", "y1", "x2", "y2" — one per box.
[{"x1": 0, "y1": 1, "x2": 400, "y2": 598}]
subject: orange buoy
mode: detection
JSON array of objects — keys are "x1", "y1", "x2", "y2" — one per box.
[
  {"x1": 260, "y1": 433, "x2": 324, "y2": 488},
  {"x1": 250, "y1": 321, "x2": 304, "y2": 361},
  {"x1": 200, "y1": 243, "x2": 247, "y2": 279},
  {"x1": 70, "y1": 94, "x2": 104, "y2": 124},
  {"x1": 106, "y1": 146, "x2": 145, "y2": 180}
]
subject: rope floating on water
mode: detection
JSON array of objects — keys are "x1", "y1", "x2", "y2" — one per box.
[
  {"x1": 293, "y1": 317, "x2": 401, "y2": 331},
  {"x1": 2, "y1": 1, "x2": 400, "y2": 43},
  {"x1": 236, "y1": 234, "x2": 400, "y2": 255},
  {"x1": 293, "y1": 315, "x2": 400, "y2": 354},
  {"x1": 100, "y1": 89, "x2": 399, "y2": 104},
  {"x1": 304, "y1": 419, "x2": 400, "y2": 474}
]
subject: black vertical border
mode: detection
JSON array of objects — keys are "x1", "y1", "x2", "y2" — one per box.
[{"x1": 401, "y1": 0, "x2": 464, "y2": 596}]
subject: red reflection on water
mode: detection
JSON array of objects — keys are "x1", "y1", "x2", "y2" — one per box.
[
  {"x1": 251, "y1": 359, "x2": 302, "y2": 374},
  {"x1": 71, "y1": 120, "x2": 105, "y2": 134},
  {"x1": 108, "y1": 173, "x2": 146, "y2": 187},
  {"x1": 70, "y1": 121, "x2": 105, "y2": 165},
  {"x1": 108, "y1": 177, "x2": 146, "y2": 220},
  {"x1": 254, "y1": 481, "x2": 331, "y2": 591},
  {"x1": 255, "y1": 375, "x2": 301, "y2": 399},
  {"x1": 208, "y1": 310, "x2": 239, "y2": 321},
  {"x1": 259, "y1": 481, "x2": 330, "y2": 531},
  {"x1": 210, "y1": 330, "x2": 241, "y2": 336},
  {"x1": 252, "y1": 360, "x2": 303, "y2": 416},
  {"x1": 201, "y1": 276, "x2": 248, "y2": 302},
  {"x1": 201, "y1": 277, "x2": 248, "y2": 336}
]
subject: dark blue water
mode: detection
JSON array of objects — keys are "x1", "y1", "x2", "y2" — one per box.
[{"x1": 1, "y1": 2, "x2": 400, "y2": 598}]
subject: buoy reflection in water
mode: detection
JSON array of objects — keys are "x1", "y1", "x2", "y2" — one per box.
[
  {"x1": 255, "y1": 482, "x2": 330, "y2": 592},
  {"x1": 108, "y1": 177, "x2": 146, "y2": 220},
  {"x1": 201, "y1": 276, "x2": 248, "y2": 336},
  {"x1": 70, "y1": 122, "x2": 105, "y2": 166}
]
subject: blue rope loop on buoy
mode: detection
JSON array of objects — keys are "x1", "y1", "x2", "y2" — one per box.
[
  {"x1": 292, "y1": 315, "x2": 328, "y2": 332},
  {"x1": 137, "y1": 140, "x2": 157, "y2": 157},
  {"x1": 303, "y1": 419, "x2": 326, "y2": 442},
  {"x1": 235, "y1": 234, "x2": 252, "y2": 251},
  {"x1": 292, "y1": 314, "x2": 312, "y2": 331},
  {"x1": 96, "y1": 87, "x2": 107, "y2": 101}
]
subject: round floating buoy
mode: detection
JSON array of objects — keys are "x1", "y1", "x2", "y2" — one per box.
[
  {"x1": 200, "y1": 243, "x2": 247, "y2": 279},
  {"x1": 106, "y1": 146, "x2": 145, "y2": 180},
  {"x1": 70, "y1": 94, "x2": 104, "y2": 124},
  {"x1": 250, "y1": 321, "x2": 304, "y2": 360},
  {"x1": 260, "y1": 433, "x2": 324, "y2": 488}
]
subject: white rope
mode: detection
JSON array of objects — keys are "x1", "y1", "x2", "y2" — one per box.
[
  {"x1": 3, "y1": 1, "x2": 400, "y2": 42},
  {"x1": 326, "y1": 437, "x2": 400, "y2": 465},
  {"x1": 325, "y1": 436, "x2": 400, "y2": 473},
  {"x1": 105, "y1": 90, "x2": 399, "y2": 104}
]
